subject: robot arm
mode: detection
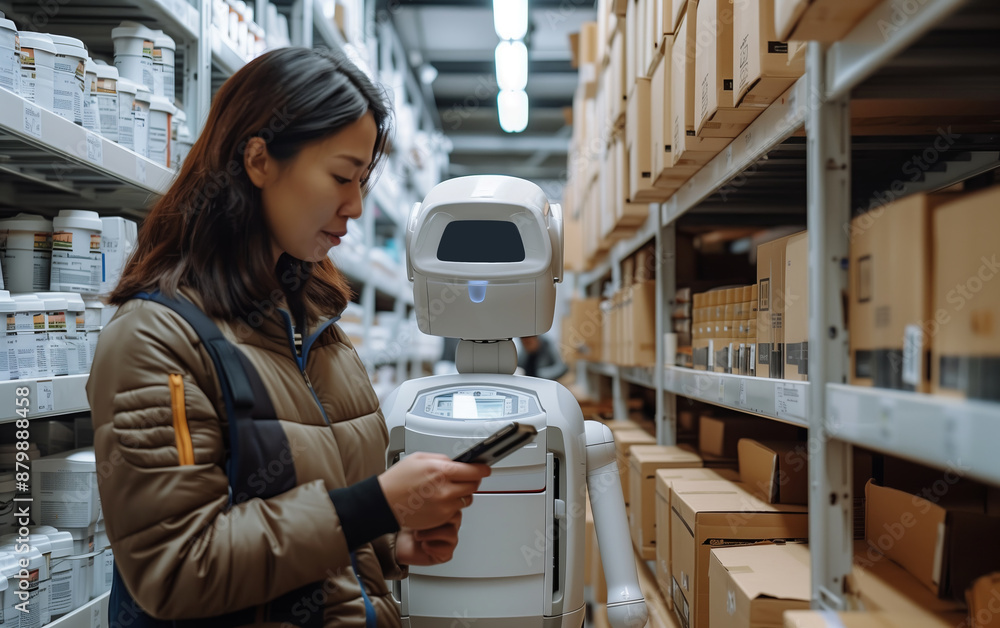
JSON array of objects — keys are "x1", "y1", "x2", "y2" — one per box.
[{"x1": 585, "y1": 420, "x2": 648, "y2": 628}]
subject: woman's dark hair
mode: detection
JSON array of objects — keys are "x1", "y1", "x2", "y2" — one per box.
[{"x1": 109, "y1": 46, "x2": 391, "y2": 324}]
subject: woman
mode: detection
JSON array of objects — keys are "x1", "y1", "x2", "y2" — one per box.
[{"x1": 88, "y1": 47, "x2": 489, "y2": 627}]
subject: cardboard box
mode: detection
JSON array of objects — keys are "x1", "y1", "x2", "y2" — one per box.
[
  {"x1": 655, "y1": 467, "x2": 740, "y2": 606},
  {"x1": 670, "y1": 480, "x2": 809, "y2": 628},
  {"x1": 567, "y1": 298, "x2": 605, "y2": 362},
  {"x1": 784, "y1": 232, "x2": 809, "y2": 381},
  {"x1": 734, "y1": 0, "x2": 804, "y2": 108},
  {"x1": 708, "y1": 543, "x2": 811, "y2": 628},
  {"x1": 931, "y1": 186, "x2": 1000, "y2": 402},
  {"x1": 626, "y1": 0, "x2": 639, "y2": 90},
  {"x1": 671, "y1": 0, "x2": 689, "y2": 33},
  {"x1": 653, "y1": 35, "x2": 701, "y2": 190},
  {"x1": 629, "y1": 444, "x2": 703, "y2": 558},
  {"x1": 775, "y1": 0, "x2": 881, "y2": 42},
  {"x1": 699, "y1": 415, "x2": 800, "y2": 459},
  {"x1": 850, "y1": 540, "x2": 967, "y2": 620},
  {"x1": 627, "y1": 78, "x2": 670, "y2": 202},
  {"x1": 671, "y1": 11, "x2": 731, "y2": 168},
  {"x1": 635, "y1": 546, "x2": 679, "y2": 628},
  {"x1": 738, "y1": 439, "x2": 808, "y2": 505},
  {"x1": 865, "y1": 480, "x2": 1000, "y2": 601},
  {"x1": 757, "y1": 233, "x2": 803, "y2": 378},
  {"x1": 967, "y1": 572, "x2": 1000, "y2": 628},
  {"x1": 615, "y1": 428, "x2": 658, "y2": 504},
  {"x1": 872, "y1": 194, "x2": 954, "y2": 393},
  {"x1": 784, "y1": 612, "x2": 969, "y2": 628},
  {"x1": 632, "y1": 280, "x2": 658, "y2": 366},
  {"x1": 695, "y1": 0, "x2": 762, "y2": 137},
  {"x1": 849, "y1": 213, "x2": 875, "y2": 387}
]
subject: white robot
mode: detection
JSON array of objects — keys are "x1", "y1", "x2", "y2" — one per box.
[{"x1": 382, "y1": 176, "x2": 648, "y2": 628}]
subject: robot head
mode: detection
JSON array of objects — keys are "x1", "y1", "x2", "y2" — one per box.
[{"x1": 407, "y1": 176, "x2": 563, "y2": 341}]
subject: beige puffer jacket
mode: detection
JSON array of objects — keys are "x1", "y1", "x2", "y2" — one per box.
[{"x1": 87, "y1": 288, "x2": 403, "y2": 627}]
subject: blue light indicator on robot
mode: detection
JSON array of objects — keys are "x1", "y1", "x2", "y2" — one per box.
[{"x1": 468, "y1": 280, "x2": 488, "y2": 303}]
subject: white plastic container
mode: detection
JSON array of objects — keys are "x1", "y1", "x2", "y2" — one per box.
[
  {"x1": 111, "y1": 21, "x2": 155, "y2": 92},
  {"x1": 148, "y1": 95, "x2": 175, "y2": 167},
  {"x1": 0, "y1": 291, "x2": 15, "y2": 381},
  {"x1": 92, "y1": 518, "x2": 112, "y2": 599},
  {"x1": 100, "y1": 217, "x2": 138, "y2": 296},
  {"x1": 82, "y1": 58, "x2": 99, "y2": 132},
  {"x1": 50, "y1": 209, "x2": 103, "y2": 295},
  {"x1": 63, "y1": 525, "x2": 95, "y2": 610},
  {"x1": 0, "y1": 551, "x2": 19, "y2": 628},
  {"x1": 19, "y1": 32, "x2": 56, "y2": 111},
  {"x1": 0, "y1": 473, "x2": 13, "y2": 532},
  {"x1": 93, "y1": 62, "x2": 119, "y2": 141},
  {"x1": 29, "y1": 526, "x2": 75, "y2": 618},
  {"x1": 0, "y1": 16, "x2": 19, "y2": 95},
  {"x1": 236, "y1": 1, "x2": 249, "y2": 58},
  {"x1": 172, "y1": 108, "x2": 193, "y2": 169},
  {"x1": 83, "y1": 298, "x2": 102, "y2": 367},
  {"x1": 11, "y1": 294, "x2": 44, "y2": 379},
  {"x1": 46, "y1": 292, "x2": 87, "y2": 375},
  {"x1": 227, "y1": 0, "x2": 240, "y2": 45},
  {"x1": 0, "y1": 534, "x2": 51, "y2": 625},
  {"x1": 32, "y1": 448, "x2": 101, "y2": 530},
  {"x1": 116, "y1": 77, "x2": 138, "y2": 151},
  {"x1": 133, "y1": 83, "x2": 151, "y2": 158},
  {"x1": 152, "y1": 30, "x2": 175, "y2": 103},
  {"x1": 49, "y1": 34, "x2": 87, "y2": 125},
  {"x1": 0, "y1": 212, "x2": 53, "y2": 292},
  {"x1": 38, "y1": 294, "x2": 69, "y2": 377}
]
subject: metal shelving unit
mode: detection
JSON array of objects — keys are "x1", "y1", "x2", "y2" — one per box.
[
  {"x1": 0, "y1": 376, "x2": 91, "y2": 424},
  {"x1": 574, "y1": 0, "x2": 1000, "y2": 612},
  {"x1": 47, "y1": 593, "x2": 110, "y2": 628}
]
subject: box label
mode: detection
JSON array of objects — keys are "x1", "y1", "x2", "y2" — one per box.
[
  {"x1": 902, "y1": 324, "x2": 922, "y2": 387},
  {"x1": 23, "y1": 101, "x2": 42, "y2": 138},
  {"x1": 775, "y1": 383, "x2": 806, "y2": 421}
]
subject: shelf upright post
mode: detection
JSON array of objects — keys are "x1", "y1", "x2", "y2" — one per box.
[
  {"x1": 185, "y1": 0, "x2": 213, "y2": 134},
  {"x1": 806, "y1": 41, "x2": 853, "y2": 611},
  {"x1": 610, "y1": 251, "x2": 627, "y2": 421},
  {"x1": 656, "y1": 216, "x2": 676, "y2": 445},
  {"x1": 291, "y1": 0, "x2": 314, "y2": 47}
]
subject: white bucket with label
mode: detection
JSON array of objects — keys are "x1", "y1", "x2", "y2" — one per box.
[
  {"x1": 92, "y1": 518, "x2": 112, "y2": 599},
  {"x1": 133, "y1": 83, "x2": 151, "y2": 158},
  {"x1": 172, "y1": 108, "x2": 193, "y2": 169},
  {"x1": 48, "y1": 34, "x2": 87, "y2": 125},
  {"x1": 93, "y1": 62, "x2": 119, "y2": 141},
  {"x1": 0, "y1": 551, "x2": 20, "y2": 626},
  {"x1": 0, "y1": 539, "x2": 49, "y2": 625},
  {"x1": 152, "y1": 30, "x2": 175, "y2": 103},
  {"x1": 29, "y1": 526, "x2": 76, "y2": 618},
  {"x1": 83, "y1": 298, "x2": 103, "y2": 369},
  {"x1": 0, "y1": 16, "x2": 19, "y2": 95},
  {"x1": 19, "y1": 32, "x2": 56, "y2": 111},
  {"x1": 38, "y1": 294, "x2": 69, "y2": 376},
  {"x1": 82, "y1": 57, "x2": 99, "y2": 132},
  {"x1": 12, "y1": 294, "x2": 46, "y2": 379},
  {"x1": 112, "y1": 21, "x2": 155, "y2": 91},
  {"x1": 148, "y1": 95, "x2": 175, "y2": 167},
  {"x1": 116, "y1": 77, "x2": 138, "y2": 151},
  {"x1": 63, "y1": 525, "x2": 95, "y2": 609},
  {"x1": 50, "y1": 210, "x2": 103, "y2": 294},
  {"x1": 0, "y1": 212, "x2": 52, "y2": 292},
  {"x1": 0, "y1": 291, "x2": 13, "y2": 381},
  {"x1": 45, "y1": 291, "x2": 87, "y2": 374}
]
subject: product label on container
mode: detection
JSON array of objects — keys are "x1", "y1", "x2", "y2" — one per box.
[
  {"x1": 133, "y1": 101, "x2": 149, "y2": 157},
  {"x1": 15, "y1": 568, "x2": 42, "y2": 628},
  {"x1": 34, "y1": 332, "x2": 51, "y2": 377},
  {"x1": 47, "y1": 332, "x2": 69, "y2": 376},
  {"x1": 13, "y1": 311, "x2": 35, "y2": 332},
  {"x1": 35, "y1": 232, "x2": 52, "y2": 250},
  {"x1": 88, "y1": 330, "x2": 99, "y2": 369},
  {"x1": 51, "y1": 255, "x2": 102, "y2": 293},
  {"x1": 52, "y1": 55, "x2": 84, "y2": 122},
  {"x1": 117, "y1": 95, "x2": 135, "y2": 149},
  {"x1": 65, "y1": 335, "x2": 88, "y2": 375},
  {"x1": 46, "y1": 310, "x2": 67, "y2": 330},
  {"x1": 5, "y1": 336, "x2": 19, "y2": 379},
  {"x1": 0, "y1": 336, "x2": 10, "y2": 381},
  {"x1": 148, "y1": 113, "x2": 170, "y2": 165},
  {"x1": 6, "y1": 314, "x2": 14, "y2": 332},
  {"x1": 0, "y1": 36, "x2": 18, "y2": 92},
  {"x1": 16, "y1": 333, "x2": 38, "y2": 379},
  {"x1": 49, "y1": 564, "x2": 74, "y2": 616}
]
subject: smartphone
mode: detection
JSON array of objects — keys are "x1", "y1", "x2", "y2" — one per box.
[{"x1": 452, "y1": 422, "x2": 538, "y2": 466}]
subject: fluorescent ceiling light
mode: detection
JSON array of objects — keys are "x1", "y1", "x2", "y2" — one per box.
[
  {"x1": 493, "y1": 0, "x2": 528, "y2": 41},
  {"x1": 498, "y1": 89, "x2": 529, "y2": 133},
  {"x1": 495, "y1": 41, "x2": 528, "y2": 91}
]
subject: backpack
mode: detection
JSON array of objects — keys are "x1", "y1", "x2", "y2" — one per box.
[{"x1": 108, "y1": 292, "x2": 377, "y2": 628}]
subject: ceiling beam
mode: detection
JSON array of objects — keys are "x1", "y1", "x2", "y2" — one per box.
[
  {"x1": 448, "y1": 134, "x2": 570, "y2": 153},
  {"x1": 435, "y1": 95, "x2": 573, "y2": 109},
  {"x1": 379, "y1": 0, "x2": 592, "y2": 8},
  {"x1": 431, "y1": 60, "x2": 576, "y2": 74}
]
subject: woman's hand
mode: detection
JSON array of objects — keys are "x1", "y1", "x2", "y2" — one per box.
[
  {"x1": 395, "y1": 515, "x2": 462, "y2": 566},
  {"x1": 378, "y1": 452, "x2": 490, "y2": 531}
]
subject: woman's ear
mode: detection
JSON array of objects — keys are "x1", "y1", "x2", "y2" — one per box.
[{"x1": 244, "y1": 137, "x2": 272, "y2": 189}]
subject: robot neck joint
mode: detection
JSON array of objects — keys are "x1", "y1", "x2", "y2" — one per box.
[{"x1": 456, "y1": 339, "x2": 517, "y2": 375}]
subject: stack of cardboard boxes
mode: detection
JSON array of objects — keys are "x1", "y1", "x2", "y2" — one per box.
[
  {"x1": 849, "y1": 186, "x2": 1000, "y2": 402},
  {"x1": 692, "y1": 285, "x2": 758, "y2": 375}
]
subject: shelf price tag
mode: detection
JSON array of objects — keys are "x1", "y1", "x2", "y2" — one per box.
[
  {"x1": 717, "y1": 378, "x2": 725, "y2": 404},
  {"x1": 775, "y1": 383, "x2": 806, "y2": 421},
  {"x1": 23, "y1": 101, "x2": 42, "y2": 139},
  {"x1": 36, "y1": 381, "x2": 55, "y2": 414},
  {"x1": 86, "y1": 132, "x2": 103, "y2": 165},
  {"x1": 739, "y1": 380, "x2": 748, "y2": 408},
  {"x1": 91, "y1": 603, "x2": 101, "y2": 628}
]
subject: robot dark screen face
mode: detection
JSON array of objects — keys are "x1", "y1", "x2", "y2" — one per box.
[{"x1": 436, "y1": 220, "x2": 526, "y2": 263}]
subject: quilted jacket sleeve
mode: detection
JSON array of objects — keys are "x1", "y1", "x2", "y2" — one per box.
[{"x1": 87, "y1": 301, "x2": 354, "y2": 620}]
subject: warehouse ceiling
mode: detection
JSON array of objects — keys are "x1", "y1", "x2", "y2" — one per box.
[{"x1": 381, "y1": 0, "x2": 595, "y2": 198}]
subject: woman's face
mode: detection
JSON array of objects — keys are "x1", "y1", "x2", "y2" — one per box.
[{"x1": 260, "y1": 112, "x2": 377, "y2": 264}]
